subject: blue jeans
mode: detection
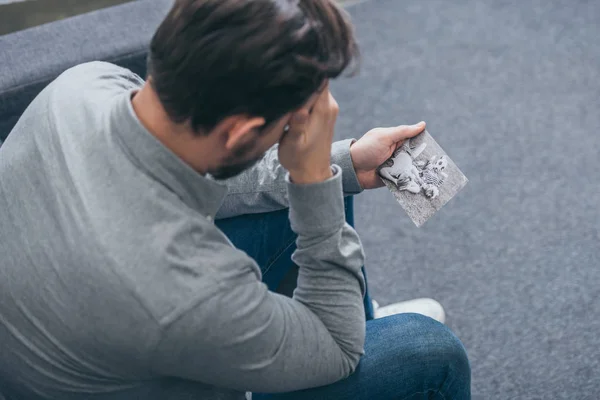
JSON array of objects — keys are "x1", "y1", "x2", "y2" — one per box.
[{"x1": 216, "y1": 197, "x2": 471, "y2": 400}]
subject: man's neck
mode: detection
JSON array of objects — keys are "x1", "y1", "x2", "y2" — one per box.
[{"x1": 131, "y1": 82, "x2": 215, "y2": 175}]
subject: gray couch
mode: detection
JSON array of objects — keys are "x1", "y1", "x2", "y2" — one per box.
[{"x1": 0, "y1": 0, "x2": 174, "y2": 144}]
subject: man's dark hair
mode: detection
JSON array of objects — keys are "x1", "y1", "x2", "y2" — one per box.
[{"x1": 148, "y1": 0, "x2": 359, "y2": 134}]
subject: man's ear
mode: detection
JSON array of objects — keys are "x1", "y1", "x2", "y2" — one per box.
[{"x1": 223, "y1": 116, "x2": 266, "y2": 150}]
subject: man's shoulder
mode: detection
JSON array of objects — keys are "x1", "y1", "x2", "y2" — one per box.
[
  {"x1": 56, "y1": 61, "x2": 144, "y2": 90},
  {"x1": 45, "y1": 62, "x2": 142, "y2": 108},
  {"x1": 7, "y1": 61, "x2": 144, "y2": 142}
]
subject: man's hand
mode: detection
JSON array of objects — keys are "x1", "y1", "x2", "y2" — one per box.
[
  {"x1": 279, "y1": 85, "x2": 338, "y2": 184},
  {"x1": 349, "y1": 122, "x2": 426, "y2": 189}
]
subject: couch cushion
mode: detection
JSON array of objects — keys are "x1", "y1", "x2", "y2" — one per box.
[{"x1": 0, "y1": 0, "x2": 173, "y2": 142}]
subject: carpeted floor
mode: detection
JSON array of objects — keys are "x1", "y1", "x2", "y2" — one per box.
[{"x1": 332, "y1": 0, "x2": 600, "y2": 398}]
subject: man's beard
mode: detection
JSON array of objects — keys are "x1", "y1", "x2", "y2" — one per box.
[
  {"x1": 209, "y1": 156, "x2": 263, "y2": 180},
  {"x1": 209, "y1": 140, "x2": 265, "y2": 180}
]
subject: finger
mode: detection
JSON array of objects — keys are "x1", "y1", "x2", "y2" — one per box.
[
  {"x1": 287, "y1": 85, "x2": 330, "y2": 137},
  {"x1": 328, "y1": 91, "x2": 338, "y2": 112},
  {"x1": 301, "y1": 92, "x2": 321, "y2": 114},
  {"x1": 312, "y1": 84, "x2": 332, "y2": 116},
  {"x1": 394, "y1": 139, "x2": 406, "y2": 151},
  {"x1": 317, "y1": 80, "x2": 329, "y2": 93},
  {"x1": 297, "y1": 80, "x2": 329, "y2": 115},
  {"x1": 386, "y1": 121, "x2": 426, "y2": 143},
  {"x1": 287, "y1": 109, "x2": 309, "y2": 138}
]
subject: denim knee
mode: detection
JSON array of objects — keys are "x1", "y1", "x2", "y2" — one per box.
[
  {"x1": 388, "y1": 313, "x2": 471, "y2": 397},
  {"x1": 253, "y1": 314, "x2": 471, "y2": 400}
]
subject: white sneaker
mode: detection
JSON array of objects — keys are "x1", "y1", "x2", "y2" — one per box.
[{"x1": 372, "y1": 298, "x2": 446, "y2": 324}]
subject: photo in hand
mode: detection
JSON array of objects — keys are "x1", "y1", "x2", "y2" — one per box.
[{"x1": 378, "y1": 130, "x2": 468, "y2": 227}]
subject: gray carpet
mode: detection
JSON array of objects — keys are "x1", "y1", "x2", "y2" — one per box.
[{"x1": 331, "y1": 0, "x2": 600, "y2": 398}]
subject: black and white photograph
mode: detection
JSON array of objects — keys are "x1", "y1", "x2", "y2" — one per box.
[{"x1": 378, "y1": 130, "x2": 468, "y2": 227}]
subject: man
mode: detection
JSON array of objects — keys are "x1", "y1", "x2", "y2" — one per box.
[{"x1": 0, "y1": 0, "x2": 470, "y2": 399}]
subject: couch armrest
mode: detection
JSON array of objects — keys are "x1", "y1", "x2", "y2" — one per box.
[{"x1": 0, "y1": 0, "x2": 173, "y2": 142}]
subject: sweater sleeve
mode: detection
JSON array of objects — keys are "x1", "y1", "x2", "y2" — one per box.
[
  {"x1": 215, "y1": 140, "x2": 363, "y2": 220},
  {"x1": 151, "y1": 166, "x2": 366, "y2": 393}
]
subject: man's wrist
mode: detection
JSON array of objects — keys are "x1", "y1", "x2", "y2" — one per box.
[
  {"x1": 288, "y1": 166, "x2": 333, "y2": 185},
  {"x1": 331, "y1": 139, "x2": 363, "y2": 194},
  {"x1": 287, "y1": 165, "x2": 345, "y2": 236}
]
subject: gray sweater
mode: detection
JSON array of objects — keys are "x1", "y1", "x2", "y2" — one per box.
[{"x1": 0, "y1": 62, "x2": 366, "y2": 400}]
